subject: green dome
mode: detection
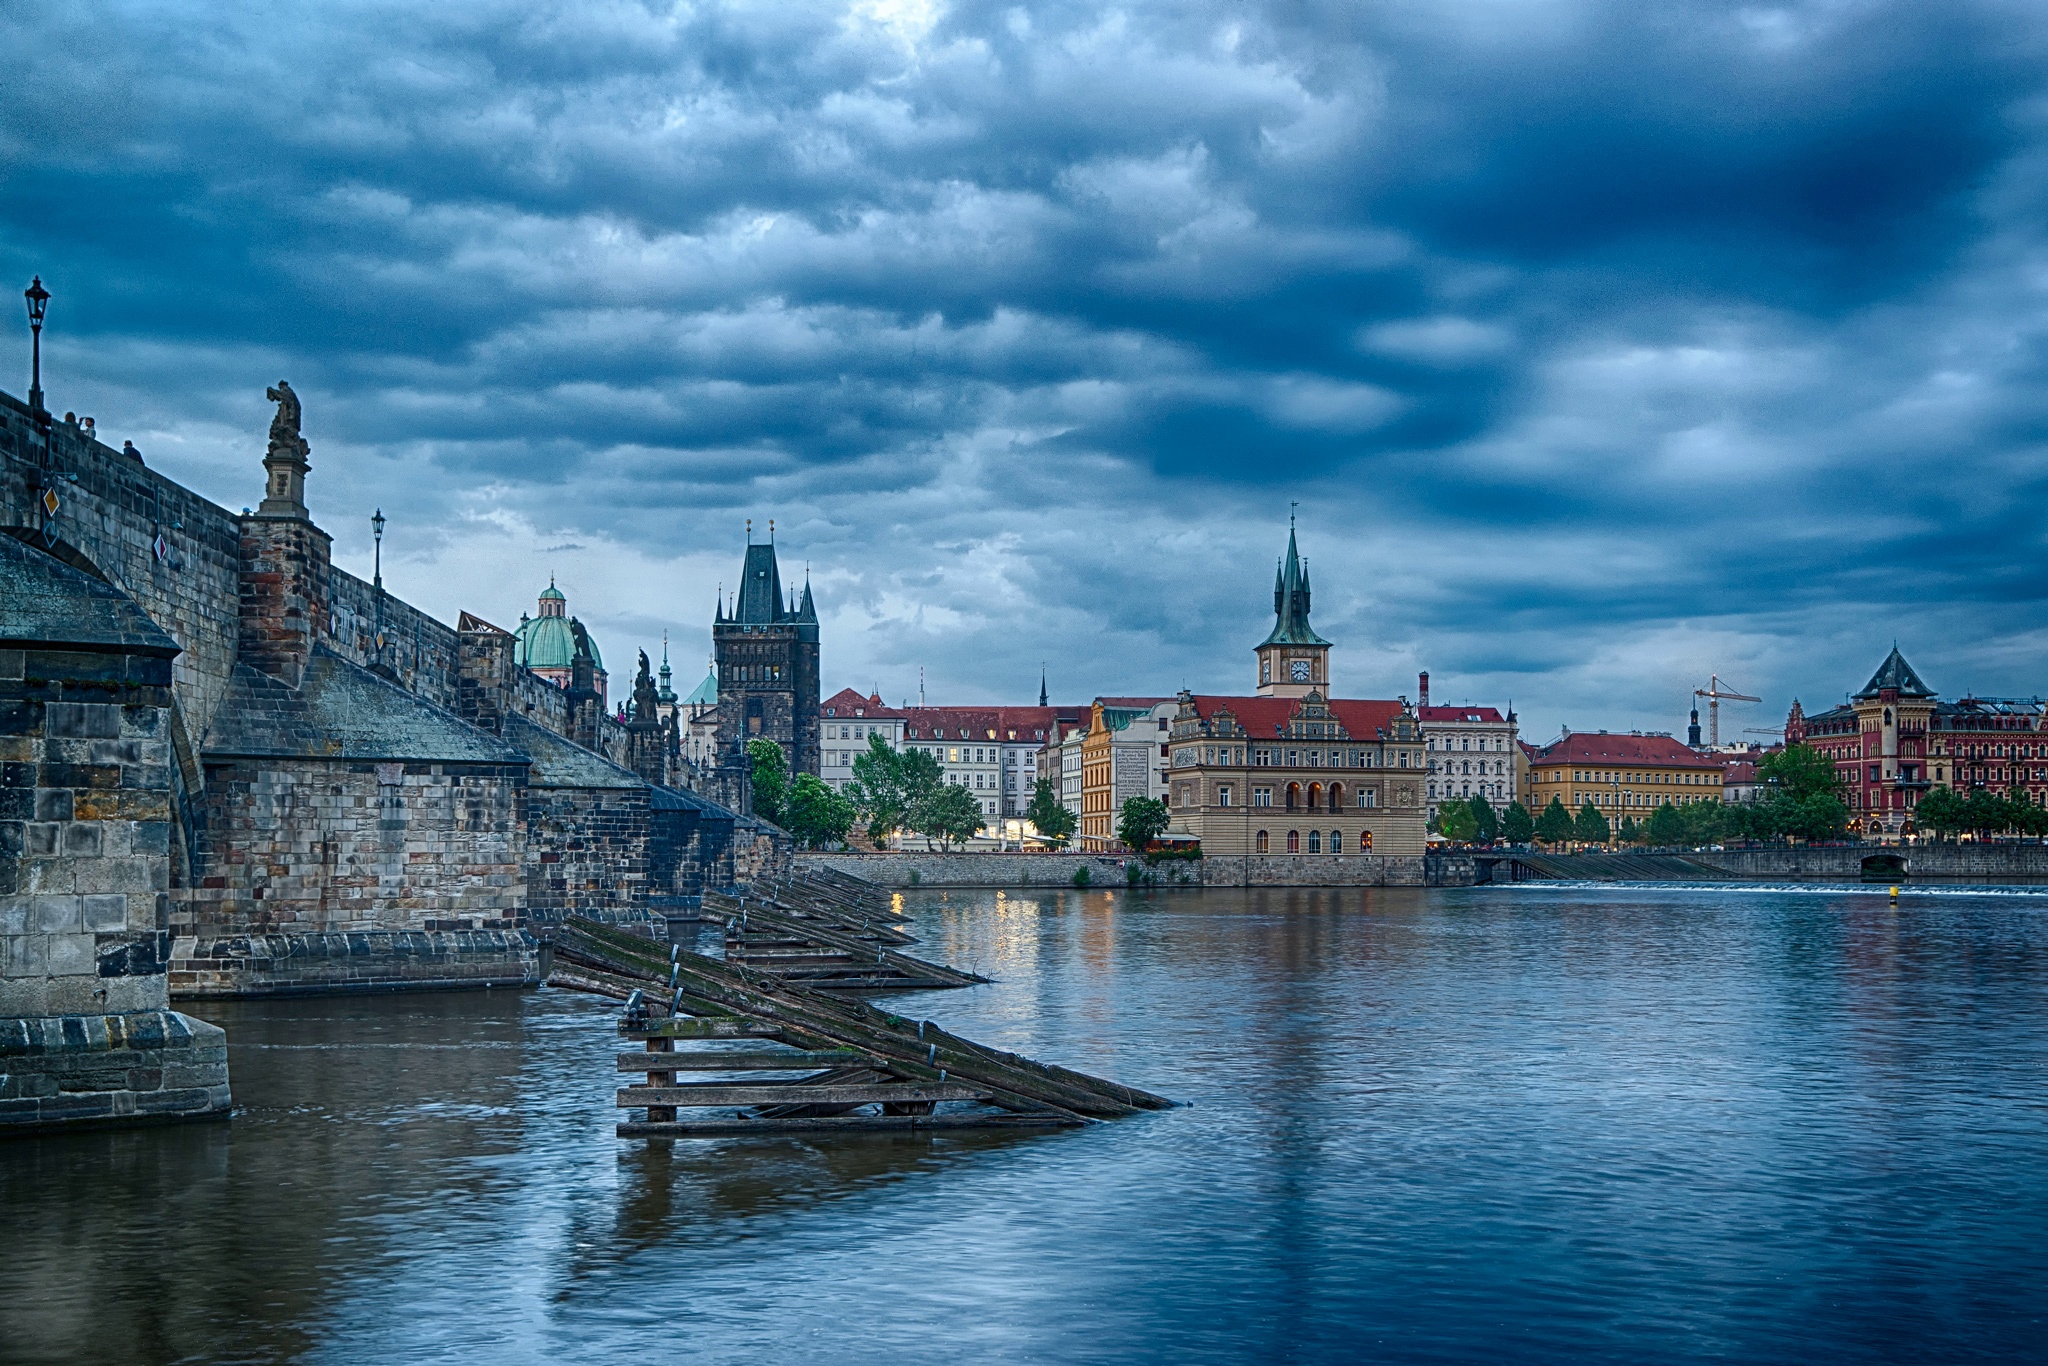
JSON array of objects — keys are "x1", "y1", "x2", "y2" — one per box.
[
  {"x1": 539, "y1": 583, "x2": 565, "y2": 602},
  {"x1": 514, "y1": 614, "x2": 601, "y2": 672}
]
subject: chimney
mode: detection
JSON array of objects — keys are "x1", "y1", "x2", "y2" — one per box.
[{"x1": 1418, "y1": 671, "x2": 1430, "y2": 709}]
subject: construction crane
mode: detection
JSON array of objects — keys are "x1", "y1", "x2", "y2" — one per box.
[{"x1": 1694, "y1": 675, "x2": 1761, "y2": 747}]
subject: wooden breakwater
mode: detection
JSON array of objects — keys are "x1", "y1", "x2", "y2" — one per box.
[{"x1": 549, "y1": 914, "x2": 1173, "y2": 1137}]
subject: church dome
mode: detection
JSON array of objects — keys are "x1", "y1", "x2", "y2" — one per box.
[{"x1": 513, "y1": 578, "x2": 602, "y2": 673}]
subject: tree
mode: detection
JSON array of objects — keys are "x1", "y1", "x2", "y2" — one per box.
[
  {"x1": 845, "y1": 735, "x2": 942, "y2": 845},
  {"x1": 1678, "y1": 799, "x2": 1733, "y2": 847},
  {"x1": 1645, "y1": 801, "x2": 1684, "y2": 847},
  {"x1": 1962, "y1": 789, "x2": 2008, "y2": 837},
  {"x1": 1617, "y1": 815, "x2": 1640, "y2": 845},
  {"x1": 1501, "y1": 801, "x2": 1535, "y2": 845},
  {"x1": 1025, "y1": 777, "x2": 1077, "y2": 849},
  {"x1": 748, "y1": 739, "x2": 789, "y2": 826},
  {"x1": 1534, "y1": 796, "x2": 1576, "y2": 845},
  {"x1": 783, "y1": 773, "x2": 855, "y2": 848},
  {"x1": 1116, "y1": 796, "x2": 1172, "y2": 855},
  {"x1": 1916, "y1": 786, "x2": 1965, "y2": 839},
  {"x1": 1759, "y1": 744, "x2": 1841, "y2": 802},
  {"x1": 1468, "y1": 796, "x2": 1500, "y2": 843},
  {"x1": 1435, "y1": 800, "x2": 1478, "y2": 843},
  {"x1": 1574, "y1": 801, "x2": 1610, "y2": 845},
  {"x1": 911, "y1": 781, "x2": 985, "y2": 850}
]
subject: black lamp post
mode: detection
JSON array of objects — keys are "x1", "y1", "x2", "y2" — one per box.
[
  {"x1": 371, "y1": 508, "x2": 386, "y2": 666},
  {"x1": 23, "y1": 277, "x2": 49, "y2": 416}
]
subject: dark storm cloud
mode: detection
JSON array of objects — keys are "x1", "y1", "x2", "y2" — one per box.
[{"x1": 3, "y1": 0, "x2": 2047, "y2": 733}]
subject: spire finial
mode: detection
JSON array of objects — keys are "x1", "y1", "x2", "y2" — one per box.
[
  {"x1": 1290, "y1": 500, "x2": 1297, "y2": 529},
  {"x1": 770, "y1": 518, "x2": 775, "y2": 543},
  {"x1": 745, "y1": 519, "x2": 752, "y2": 543}
]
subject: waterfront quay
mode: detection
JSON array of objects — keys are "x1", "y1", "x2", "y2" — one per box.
[{"x1": 5, "y1": 883, "x2": 2044, "y2": 1364}]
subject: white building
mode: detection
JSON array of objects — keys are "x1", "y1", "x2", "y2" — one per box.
[
  {"x1": 899, "y1": 706, "x2": 1063, "y2": 832},
  {"x1": 1415, "y1": 672, "x2": 1521, "y2": 820},
  {"x1": 819, "y1": 688, "x2": 907, "y2": 792}
]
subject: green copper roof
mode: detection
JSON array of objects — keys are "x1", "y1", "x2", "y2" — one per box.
[
  {"x1": 1260, "y1": 523, "x2": 1330, "y2": 647},
  {"x1": 538, "y1": 581, "x2": 565, "y2": 602},
  {"x1": 514, "y1": 613, "x2": 602, "y2": 672},
  {"x1": 683, "y1": 669, "x2": 717, "y2": 706}
]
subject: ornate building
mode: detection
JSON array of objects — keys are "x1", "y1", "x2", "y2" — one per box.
[
  {"x1": 1163, "y1": 524, "x2": 1427, "y2": 857},
  {"x1": 513, "y1": 579, "x2": 607, "y2": 709},
  {"x1": 1416, "y1": 671, "x2": 1520, "y2": 819},
  {"x1": 711, "y1": 527, "x2": 820, "y2": 810},
  {"x1": 1787, "y1": 646, "x2": 2046, "y2": 835}
]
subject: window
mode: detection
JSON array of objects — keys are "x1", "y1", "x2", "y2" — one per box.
[
  {"x1": 1363, "y1": 789, "x2": 1376, "y2": 808},
  {"x1": 1254, "y1": 788, "x2": 1273, "y2": 807},
  {"x1": 1308, "y1": 830, "x2": 1322, "y2": 853},
  {"x1": 1287, "y1": 830, "x2": 1300, "y2": 853},
  {"x1": 1256, "y1": 830, "x2": 1269, "y2": 853},
  {"x1": 1218, "y1": 786, "x2": 1232, "y2": 807},
  {"x1": 1331, "y1": 830, "x2": 1343, "y2": 852},
  {"x1": 1359, "y1": 830, "x2": 1373, "y2": 852}
]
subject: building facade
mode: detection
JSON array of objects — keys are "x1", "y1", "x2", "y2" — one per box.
[
  {"x1": 1786, "y1": 647, "x2": 2046, "y2": 835},
  {"x1": 1524, "y1": 731, "x2": 1724, "y2": 819},
  {"x1": 1416, "y1": 672, "x2": 1520, "y2": 819},
  {"x1": 711, "y1": 532, "x2": 820, "y2": 810},
  {"x1": 821, "y1": 688, "x2": 907, "y2": 792},
  {"x1": 901, "y1": 705, "x2": 1063, "y2": 828},
  {"x1": 1078, "y1": 698, "x2": 1175, "y2": 849},
  {"x1": 1161, "y1": 524, "x2": 1428, "y2": 857}
]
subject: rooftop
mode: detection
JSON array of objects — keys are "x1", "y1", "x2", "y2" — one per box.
[
  {"x1": 1529, "y1": 732, "x2": 1720, "y2": 768},
  {"x1": 1182, "y1": 694, "x2": 1406, "y2": 741}
]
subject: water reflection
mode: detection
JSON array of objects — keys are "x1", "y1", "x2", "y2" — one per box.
[{"x1": 2, "y1": 885, "x2": 2045, "y2": 1364}]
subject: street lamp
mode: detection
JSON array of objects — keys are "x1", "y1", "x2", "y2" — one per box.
[
  {"x1": 23, "y1": 277, "x2": 49, "y2": 416},
  {"x1": 371, "y1": 508, "x2": 386, "y2": 667}
]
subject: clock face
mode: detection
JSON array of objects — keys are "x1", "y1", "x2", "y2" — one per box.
[{"x1": 1290, "y1": 659, "x2": 1312, "y2": 682}]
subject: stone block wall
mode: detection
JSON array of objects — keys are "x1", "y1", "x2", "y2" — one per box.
[
  {"x1": 179, "y1": 760, "x2": 526, "y2": 943},
  {"x1": 0, "y1": 1008, "x2": 228, "y2": 1129},
  {"x1": 796, "y1": 850, "x2": 1426, "y2": 888},
  {"x1": 524, "y1": 785, "x2": 651, "y2": 930}
]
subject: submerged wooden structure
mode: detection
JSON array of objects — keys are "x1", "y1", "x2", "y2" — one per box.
[
  {"x1": 702, "y1": 879, "x2": 987, "y2": 991},
  {"x1": 550, "y1": 915, "x2": 1173, "y2": 1137}
]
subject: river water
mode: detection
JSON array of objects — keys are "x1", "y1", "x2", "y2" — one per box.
[{"x1": 4, "y1": 884, "x2": 2046, "y2": 1364}]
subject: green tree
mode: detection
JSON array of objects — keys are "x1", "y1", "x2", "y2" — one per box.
[
  {"x1": 1962, "y1": 789, "x2": 2008, "y2": 836},
  {"x1": 845, "y1": 736, "x2": 943, "y2": 845},
  {"x1": 1574, "y1": 801, "x2": 1610, "y2": 845},
  {"x1": 1677, "y1": 799, "x2": 1732, "y2": 847},
  {"x1": 782, "y1": 773, "x2": 855, "y2": 849},
  {"x1": 1501, "y1": 800, "x2": 1535, "y2": 846},
  {"x1": 1645, "y1": 801, "x2": 1684, "y2": 846},
  {"x1": 1468, "y1": 796, "x2": 1500, "y2": 843},
  {"x1": 911, "y1": 781, "x2": 985, "y2": 850},
  {"x1": 1915, "y1": 786, "x2": 1965, "y2": 839},
  {"x1": 747, "y1": 738, "x2": 789, "y2": 825},
  {"x1": 1758, "y1": 744, "x2": 1841, "y2": 802},
  {"x1": 1617, "y1": 815, "x2": 1641, "y2": 845},
  {"x1": 1116, "y1": 795, "x2": 1172, "y2": 855},
  {"x1": 1025, "y1": 777, "x2": 1077, "y2": 849},
  {"x1": 1534, "y1": 796, "x2": 1576, "y2": 845},
  {"x1": 1435, "y1": 801, "x2": 1479, "y2": 843}
]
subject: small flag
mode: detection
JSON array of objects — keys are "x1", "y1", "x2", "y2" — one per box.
[
  {"x1": 154, "y1": 531, "x2": 170, "y2": 562},
  {"x1": 41, "y1": 488, "x2": 59, "y2": 517}
]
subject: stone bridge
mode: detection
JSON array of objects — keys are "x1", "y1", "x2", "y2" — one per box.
[{"x1": 1, "y1": 385, "x2": 788, "y2": 1130}]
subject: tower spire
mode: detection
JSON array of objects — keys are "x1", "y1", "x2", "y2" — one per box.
[{"x1": 1039, "y1": 665, "x2": 1048, "y2": 708}]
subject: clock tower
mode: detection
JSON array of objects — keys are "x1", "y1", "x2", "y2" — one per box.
[{"x1": 1254, "y1": 518, "x2": 1332, "y2": 698}]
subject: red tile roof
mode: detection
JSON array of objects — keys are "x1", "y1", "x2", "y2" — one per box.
[
  {"x1": 901, "y1": 705, "x2": 1062, "y2": 743},
  {"x1": 822, "y1": 688, "x2": 906, "y2": 719},
  {"x1": 1722, "y1": 761, "x2": 1759, "y2": 783},
  {"x1": 1530, "y1": 732, "x2": 1719, "y2": 768},
  {"x1": 1183, "y1": 695, "x2": 1406, "y2": 740},
  {"x1": 1420, "y1": 705, "x2": 1507, "y2": 723}
]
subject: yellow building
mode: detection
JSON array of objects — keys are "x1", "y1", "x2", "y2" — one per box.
[
  {"x1": 1524, "y1": 731, "x2": 1722, "y2": 820},
  {"x1": 1079, "y1": 697, "x2": 1173, "y2": 849}
]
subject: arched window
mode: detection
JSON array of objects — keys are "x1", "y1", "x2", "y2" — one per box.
[
  {"x1": 1329, "y1": 783, "x2": 1345, "y2": 810},
  {"x1": 1256, "y1": 830, "x2": 1269, "y2": 853},
  {"x1": 1307, "y1": 782, "x2": 1322, "y2": 810},
  {"x1": 1307, "y1": 830, "x2": 1322, "y2": 853},
  {"x1": 1287, "y1": 830, "x2": 1300, "y2": 853},
  {"x1": 1331, "y1": 830, "x2": 1343, "y2": 853},
  {"x1": 1285, "y1": 783, "x2": 1301, "y2": 810},
  {"x1": 1358, "y1": 830, "x2": 1372, "y2": 852}
]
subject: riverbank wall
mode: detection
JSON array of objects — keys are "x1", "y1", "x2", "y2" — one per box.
[{"x1": 797, "y1": 851, "x2": 1445, "y2": 888}]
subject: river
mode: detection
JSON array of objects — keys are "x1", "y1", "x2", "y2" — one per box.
[{"x1": 3, "y1": 884, "x2": 2045, "y2": 1364}]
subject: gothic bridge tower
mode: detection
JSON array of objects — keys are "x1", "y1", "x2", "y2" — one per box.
[{"x1": 711, "y1": 523, "x2": 819, "y2": 809}]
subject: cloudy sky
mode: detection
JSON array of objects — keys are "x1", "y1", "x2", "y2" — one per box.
[{"x1": 4, "y1": 0, "x2": 2045, "y2": 740}]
